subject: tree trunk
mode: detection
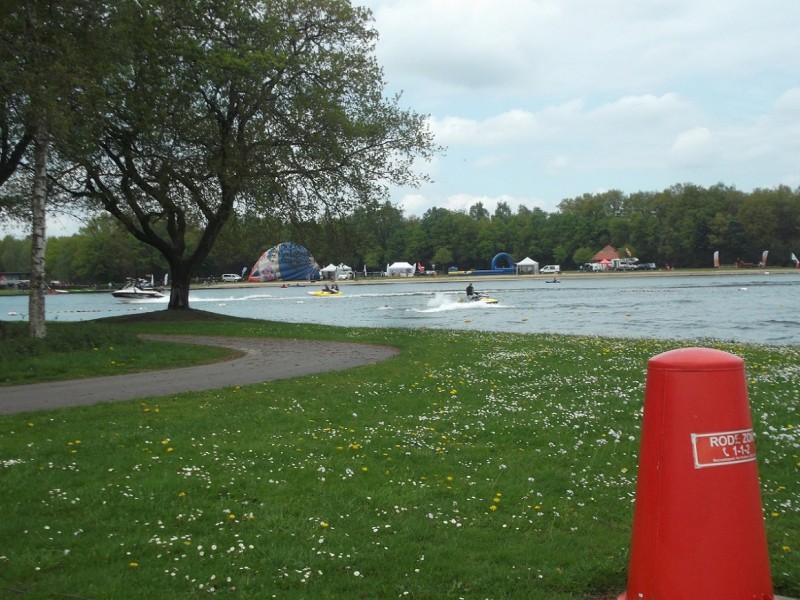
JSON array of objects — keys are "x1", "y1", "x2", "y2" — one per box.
[
  {"x1": 168, "y1": 262, "x2": 192, "y2": 310},
  {"x1": 29, "y1": 126, "x2": 48, "y2": 339}
]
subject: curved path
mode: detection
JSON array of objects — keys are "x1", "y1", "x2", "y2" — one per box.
[{"x1": 0, "y1": 335, "x2": 399, "y2": 415}]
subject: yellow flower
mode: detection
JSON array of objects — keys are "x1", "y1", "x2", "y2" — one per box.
[
  {"x1": 129, "y1": 562, "x2": 138, "y2": 568},
  {"x1": 782, "y1": 545, "x2": 791, "y2": 552},
  {"x1": 228, "y1": 514, "x2": 236, "y2": 520},
  {"x1": 489, "y1": 505, "x2": 498, "y2": 511},
  {"x1": 361, "y1": 466, "x2": 368, "y2": 472},
  {"x1": 320, "y1": 521, "x2": 330, "y2": 528}
]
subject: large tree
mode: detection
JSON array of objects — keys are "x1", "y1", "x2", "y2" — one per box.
[{"x1": 68, "y1": 0, "x2": 437, "y2": 309}]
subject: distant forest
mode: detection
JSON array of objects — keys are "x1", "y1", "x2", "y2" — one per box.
[{"x1": 2, "y1": 182, "x2": 799, "y2": 284}]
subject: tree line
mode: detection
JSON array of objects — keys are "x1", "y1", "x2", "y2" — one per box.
[{"x1": 2, "y1": 181, "x2": 798, "y2": 285}]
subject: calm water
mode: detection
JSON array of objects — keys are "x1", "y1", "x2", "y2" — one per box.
[{"x1": 2, "y1": 273, "x2": 799, "y2": 346}]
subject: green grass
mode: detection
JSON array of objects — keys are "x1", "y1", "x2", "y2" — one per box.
[
  {"x1": 0, "y1": 312, "x2": 797, "y2": 599},
  {"x1": 0, "y1": 320, "x2": 237, "y2": 385}
]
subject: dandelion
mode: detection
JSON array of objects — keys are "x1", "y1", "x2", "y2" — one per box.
[
  {"x1": 489, "y1": 505, "x2": 498, "y2": 511},
  {"x1": 782, "y1": 545, "x2": 791, "y2": 552},
  {"x1": 129, "y1": 562, "x2": 139, "y2": 568},
  {"x1": 320, "y1": 521, "x2": 330, "y2": 528}
]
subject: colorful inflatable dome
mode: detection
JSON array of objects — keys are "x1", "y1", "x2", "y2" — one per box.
[{"x1": 248, "y1": 242, "x2": 320, "y2": 282}]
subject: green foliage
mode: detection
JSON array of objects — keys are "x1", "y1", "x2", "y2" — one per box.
[{"x1": 5, "y1": 182, "x2": 800, "y2": 284}]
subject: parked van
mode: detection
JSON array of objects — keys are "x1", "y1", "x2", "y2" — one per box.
[
  {"x1": 221, "y1": 273, "x2": 242, "y2": 282},
  {"x1": 540, "y1": 265, "x2": 560, "y2": 274}
]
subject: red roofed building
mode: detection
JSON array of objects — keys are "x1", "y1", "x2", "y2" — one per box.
[{"x1": 592, "y1": 245, "x2": 619, "y2": 263}]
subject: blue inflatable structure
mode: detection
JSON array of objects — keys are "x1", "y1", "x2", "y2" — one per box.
[
  {"x1": 248, "y1": 242, "x2": 320, "y2": 281},
  {"x1": 470, "y1": 252, "x2": 516, "y2": 276}
]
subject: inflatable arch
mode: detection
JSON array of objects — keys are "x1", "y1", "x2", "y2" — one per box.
[{"x1": 491, "y1": 252, "x2": 515, "y2": 270}]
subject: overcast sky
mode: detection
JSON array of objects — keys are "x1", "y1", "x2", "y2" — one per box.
[
  {"x1": 4, "y1": 0, "x2": 799, "y2": 238},
  {"x1": 361, "y1": 0, "x2": 800, "y2": 217}
]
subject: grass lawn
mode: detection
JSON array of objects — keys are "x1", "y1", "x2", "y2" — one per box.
[{"x1": 0, "y1": 311, "x2": 797, "y2": 599}]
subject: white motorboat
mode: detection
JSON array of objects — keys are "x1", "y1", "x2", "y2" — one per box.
[{"x1": 111, "y1": 279, "x2": 165, "y2": 301}]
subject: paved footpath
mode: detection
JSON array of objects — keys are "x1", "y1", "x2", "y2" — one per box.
[{"x1": 0, "y1": 335, "x2": 399, "y2": 415}]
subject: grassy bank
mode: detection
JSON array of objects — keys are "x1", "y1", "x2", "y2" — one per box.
[{"x1": 0, "y1": 314, "x2": 797, "y2": 599}]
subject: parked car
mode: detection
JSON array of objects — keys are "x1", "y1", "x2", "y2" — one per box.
[
  {"x1": 221, "y1": 273, "x2": 242, "y2": 282},
  {"x1": 637, "y1": 263, "x2": 657, "y2": 271},
  {"x1": 540, "y1": 265, "x2": 561, "y2": 274}
]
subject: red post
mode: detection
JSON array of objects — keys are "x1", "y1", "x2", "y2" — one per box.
[{"x1": 619, "y1": 348, "x2": 773, "y2": 600}]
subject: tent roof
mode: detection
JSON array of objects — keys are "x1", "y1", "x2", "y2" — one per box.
[
  {"x1": 320, "y1": 263, "x2": 338, "y2": 272},
  {"x1": 516, "y1": 257, "x2": 538, "y2": 265},
  {"x1": 388, "y1": 261, "x2": 415, "y2": 269},
  {"x1": 592, "y1": 245, "x2": 619, "y2": 261}
]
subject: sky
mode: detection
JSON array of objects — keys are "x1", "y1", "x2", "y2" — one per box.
[
  {"x1": 360, "y1": 0, "x2": 800, "y2": 217},
  {"x1": 3, "y1": 0, "x2": 800, "y2": 238}
]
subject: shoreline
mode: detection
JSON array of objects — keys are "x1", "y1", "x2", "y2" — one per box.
[
  {"x1": 231, "y1": 266, "x2": 798, "y2": 289},
  {"x1": 1, "y1": 267, "x2": 796, "y2": 297}
]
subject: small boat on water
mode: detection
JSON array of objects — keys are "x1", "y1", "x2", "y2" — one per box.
[
  {"x1": 111, "y1": 279, "x2": 165, "y2": 301},
  {"x1": 308, "y1": 290, "x2": 342, "y2": 297}
]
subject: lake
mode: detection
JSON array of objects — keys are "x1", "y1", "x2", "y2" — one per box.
[{"x1": 2, "y1": 272, "x2": 799, "y2": 346}]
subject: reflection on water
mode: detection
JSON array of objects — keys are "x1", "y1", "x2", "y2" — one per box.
[{"x1": 2, "y1": 273, "x2": 799, "y2": 346}]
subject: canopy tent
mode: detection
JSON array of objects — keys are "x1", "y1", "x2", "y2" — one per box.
[
  {"x1": 386, "y1": 261, "x2": 416, "y2": 277},
  {"x1": 516, "y1": 256, "x2": 539, "y2": 274},
  {"x1": 320, "y1": 263, "x2": 353, "y2": 280},
  {"x1": 248, "y1": 242, "x2": 320, "y2": 281},
  {"x1": 593, "y1": 245, "x2": 619, "y2": 262}
]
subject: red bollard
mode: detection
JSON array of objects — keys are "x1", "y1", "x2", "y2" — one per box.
[{"x1": 619, "y1": 348, "x2": 773, "y2": 600}]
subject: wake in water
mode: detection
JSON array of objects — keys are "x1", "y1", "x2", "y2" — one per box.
[{"x1": 411, "y1": 292, "x2": 501, "y2": 313}]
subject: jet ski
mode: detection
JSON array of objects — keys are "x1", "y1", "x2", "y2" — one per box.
[{"x1": 459, "y1": 292, "x2": 498, "y2": 304}]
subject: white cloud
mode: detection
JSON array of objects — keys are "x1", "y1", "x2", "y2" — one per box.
[
  {"x1": 669, "y1": 127, "x2": 713, "y2": 166},
  {"x1": 359, "y1": 0, "x2": 800, "y2": 217}
]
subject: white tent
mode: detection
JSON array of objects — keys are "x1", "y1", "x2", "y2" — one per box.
[
  {"x1": 386, "y1": 261, "x2": 416, "y2": 277},
  {"x1": 320, "y1": 262, "x2": 354, "y2": 280},
  {"x1": 516, "y1": 256, "x2": 539, "y2": 274},
  {"x1": 319, "y1": 263, "x2": 338, "y2": 280}
]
